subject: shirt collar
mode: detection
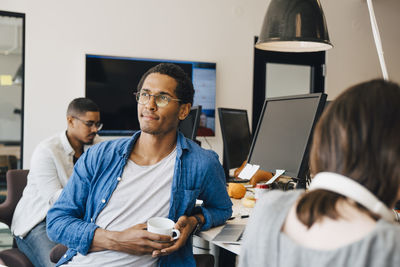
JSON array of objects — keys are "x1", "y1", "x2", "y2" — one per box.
[
  {"x1": 119, "y1": 131, "x2": 190, "y2": 159},
  {"x1": 176, "y1": 131, "x2": 190, "y2": 158},
  {"x1": 60, "y1": 131, "x2": 75, "y2": 156}
]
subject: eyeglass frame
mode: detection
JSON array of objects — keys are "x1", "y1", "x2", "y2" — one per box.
[
  {"x1": 134, "y1": 91, "x2": 181, "y2": 108},
  {"x1": 72, "y1": 116, "x2": 103, "y2": 130}
]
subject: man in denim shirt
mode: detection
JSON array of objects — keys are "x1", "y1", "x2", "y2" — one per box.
[{"x1": 47, "y1": 63, "x2": 232, "y2": 267}]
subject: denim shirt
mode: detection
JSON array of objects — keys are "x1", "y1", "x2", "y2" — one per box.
[{"x1": 47, "y1": 131, "x2": 232, "y2": 267}]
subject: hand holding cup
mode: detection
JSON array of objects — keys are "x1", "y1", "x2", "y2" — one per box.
[{"x1": 147, "y1": 217, "x2": 180, "y2": 241}]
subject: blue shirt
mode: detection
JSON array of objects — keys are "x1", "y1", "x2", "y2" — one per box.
[{"x1": 47, "y1": 131, "x2": 232, "y2": 266}]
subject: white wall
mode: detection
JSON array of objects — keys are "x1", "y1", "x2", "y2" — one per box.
[
  {"x1": 323, "y1": 0, "x2": 400, "y2": 99},
  {"x1": 1, "y1": 0, "x2": 399, "y2": 167}
]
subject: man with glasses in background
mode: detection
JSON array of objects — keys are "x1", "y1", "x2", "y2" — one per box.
[
  {"x1": 12, "y1": 98, "x2": 103, "y2": 267},
  {"x1": 47, "y1": 63, "x2": 232, "y2": 267}
]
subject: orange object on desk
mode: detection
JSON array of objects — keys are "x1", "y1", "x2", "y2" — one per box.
[{"x1": 227, "y1": 183, "x2": 246, "y2": 199}]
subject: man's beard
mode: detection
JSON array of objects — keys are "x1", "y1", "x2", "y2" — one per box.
[
  {"x1": 83, "y1": 140, "x2": 94, "y2": 145},
  {"x1": 140, "y1": 125, "x2": 161, "y2": 135},
  {"x1": 82, "y1": 134, "x2": 96, "y2": 145},
  {"x1": 140, "y1": 124, "x2": 177, "y2": 136}
]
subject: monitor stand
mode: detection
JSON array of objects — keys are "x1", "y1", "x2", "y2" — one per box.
[{"x1": 294, "y1": 178, "x2": 307, "y2": 189}]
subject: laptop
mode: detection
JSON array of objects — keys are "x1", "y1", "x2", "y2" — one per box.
[{"x1": 212, "y1": 224, "x2": 246, "y2": 244}]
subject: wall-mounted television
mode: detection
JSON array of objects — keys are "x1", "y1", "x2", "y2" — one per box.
[{"x1": 85, "y1": 54, "x2": 216, "y2": 136}]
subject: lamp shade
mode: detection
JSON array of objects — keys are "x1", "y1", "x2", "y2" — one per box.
[{"x1": 256, "y1": 0, "x2": 332, "y2": 52}]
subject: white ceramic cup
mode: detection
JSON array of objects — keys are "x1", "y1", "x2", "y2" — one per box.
[{"x1": 147, "y1": 217, "x2": 180, "y2": 240}]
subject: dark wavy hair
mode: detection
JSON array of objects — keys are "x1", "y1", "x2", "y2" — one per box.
[
  {"x1": 136, "y1": 63, "x2": 194, "y2": 105},
  {"x1": 297, "y1": 79, "x2": 400, "y2": 228}
]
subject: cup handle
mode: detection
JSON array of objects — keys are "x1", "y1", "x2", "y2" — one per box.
[{"x1": 172, "y1": 229, "x2": 180, "y2": 240}]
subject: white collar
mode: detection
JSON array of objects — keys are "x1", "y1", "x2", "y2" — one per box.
[
  {"x1": 309, "y1": 172, "x2": 395, "y2": 222},
  {"x1": 60, "y1": 131, "x2": 74, "y2": 156},
  {"x1": 60, "y1": 131, "x2": 99, "y2": 156}
]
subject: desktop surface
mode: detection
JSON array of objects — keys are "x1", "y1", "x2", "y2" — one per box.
[{"x1": 197, "y1": 198, "x2": 250, "y2": 255}]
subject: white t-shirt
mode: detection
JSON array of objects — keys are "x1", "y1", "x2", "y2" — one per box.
[{"x1": 64, "y1": 148, "x2": 176, "y2": 267}]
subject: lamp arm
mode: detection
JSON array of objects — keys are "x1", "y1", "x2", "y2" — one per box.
[{"x1": 366, "y1": 0, "x2": 389, "y2": 80}]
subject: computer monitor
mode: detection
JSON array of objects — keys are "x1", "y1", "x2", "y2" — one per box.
[
  {"x1": 179, "y1": 106, "x2": 202, "y2": 140},
  {"x1": 248, "y1": 93, "x2": 326, "y2": 186},
  {"x1": 218, "y1": 108, "x2": 252, "y2": 179}
]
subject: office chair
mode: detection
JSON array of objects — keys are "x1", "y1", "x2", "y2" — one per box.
[
  {"x1": 194, "y1": 254, "x2": 215, "y2": 267},
  {"x1": 0, "y1": 169, "x2": 34, "y2": 267},
  {"x1": 0, "y1": 155, "x2": 18, "y2": 203}
]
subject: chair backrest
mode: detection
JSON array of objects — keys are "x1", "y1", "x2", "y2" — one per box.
[{"x1": 0, "y1": 169, "x2": 29, "y2": 228}]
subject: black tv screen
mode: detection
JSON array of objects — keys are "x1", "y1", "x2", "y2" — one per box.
[{"x1": 85, "y1": 54, "x2": 216, "y2": 136}]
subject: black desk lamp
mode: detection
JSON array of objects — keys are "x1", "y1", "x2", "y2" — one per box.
[
  {"x1": 255, "y1": 0, "x2": 332, "y2": 52},
  {"x1": 256, "y1": 0, "x2": 388, "y2": 80}
]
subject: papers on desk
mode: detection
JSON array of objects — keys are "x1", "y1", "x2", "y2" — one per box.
[
  {"x1": 238, "y1": 164, "x2": 259, "y2": 179},
  {"x1": 212, "y1": 224, "x2": 246, "y2": 245},
  {"x1": 238, "y1": 164, "x2": 286, "y2": 186},
  {"x1": 266, "y1": 169, "x2": 285, "y2": 185}
]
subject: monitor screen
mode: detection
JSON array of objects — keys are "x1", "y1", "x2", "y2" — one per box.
[
  {"x1": 248, "y1": 93, "x2": 326, "y2": 179},
  {"x1": 85, "y1": 54, "x2": 216, "y2": 136},
  {"x1": 178, "y1": 106, "x2": 201, "y2": 140},
  {"x1": 218, "y1": 108, "x2": 252, "y2": 172}
]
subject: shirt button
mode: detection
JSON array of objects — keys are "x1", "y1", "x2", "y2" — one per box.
[
  {"x1": 101, "y1": 199, "x2": 106, "y2": 203},
  {"x1": 63, "y1": 254, "x2": 67, "y2": 258},
  {"x1": 90, "y1": 218, "x2": 93, "y2": 222},
  {"x1": 117, "y1": 177, "x2": 121, "y2": 181}
]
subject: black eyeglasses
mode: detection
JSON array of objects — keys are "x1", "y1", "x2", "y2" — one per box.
[
  {"x1": 73, "y1": 116, "x2": 103, "y2": 130},
  {"x1": 134, "y1": 91, "x2": 181, "y2": 107}
]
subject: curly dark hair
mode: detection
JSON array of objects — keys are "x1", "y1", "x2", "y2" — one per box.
[{"x1": 136, "y1": 63, "x2": 194, "y2": 105}]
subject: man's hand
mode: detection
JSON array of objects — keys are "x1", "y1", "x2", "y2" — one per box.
[
  {"x1": 151, "y1": 215, "x2": 201, "y2": 258},
  {"x1": 91, "y1": 223, "x2": 175, "y2": 255}
]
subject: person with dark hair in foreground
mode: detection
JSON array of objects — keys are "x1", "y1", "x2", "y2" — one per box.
[
  {"x1": 12, "y1": 98, "x2": 102, "y2": 267},
  {"x1": 240, "y1": 79, "x2": 400, "y2": 267},
  {"x1": 47, "y1": 63, "x2": 232, "y2": 267}
]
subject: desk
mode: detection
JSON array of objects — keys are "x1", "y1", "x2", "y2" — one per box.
[{"x1": 197, "y1": 198, "x2": 252, "y2": 256}]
